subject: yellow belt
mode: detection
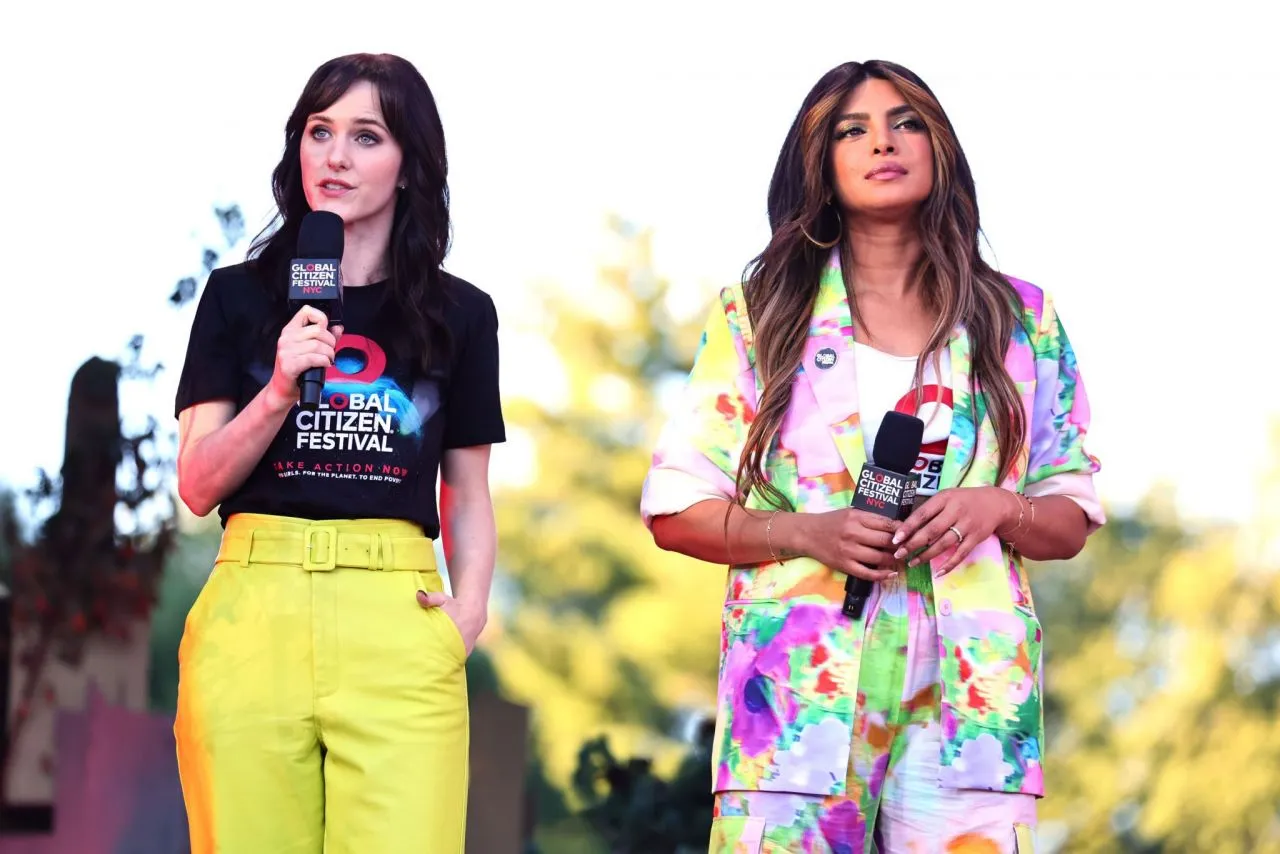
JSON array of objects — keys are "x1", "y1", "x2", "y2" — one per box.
[{"x1": 217, "y1": 514, "x2": 437, "y2": 573}]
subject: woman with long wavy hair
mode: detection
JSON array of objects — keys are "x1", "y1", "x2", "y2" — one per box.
[
  {"x1": 172, "y1": 53, "x2": 503, "y2": 853},
  {"x1": 642, "y1": 60, "x2": 1103, "y2": 852}
]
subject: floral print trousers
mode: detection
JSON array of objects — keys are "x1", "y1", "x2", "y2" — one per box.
[{"x1": 710, "y1": 566, "x2": 1038, "y2": 853}]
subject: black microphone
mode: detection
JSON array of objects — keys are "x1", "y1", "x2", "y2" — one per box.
[
  {"x1": 288, "y1": 211, "x2": 345, "y2": 410},
  {"x1": 842, "y1": 411, "x2": 925, "y2": 619}
]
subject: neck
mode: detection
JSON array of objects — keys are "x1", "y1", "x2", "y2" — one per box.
[
  {"x1": 340, "y1": 215, "x2": 394, "y2": 287},
  {"x1": 844, "y1": 217, "x2": 923, "y2": 300}
]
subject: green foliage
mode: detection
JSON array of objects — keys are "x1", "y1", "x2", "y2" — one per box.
[
  {"x1": 571, "y1": 722, "x2": 715, "y2": 853},
  {"x1": 1036, "y1": 484, "x2": 1280, "y2": 853},
  {"x1": 486, "y1": 218, "x2": 728, "y2": 844}
]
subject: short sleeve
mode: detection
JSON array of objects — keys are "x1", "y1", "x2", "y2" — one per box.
[
  {"x1": 174, "y1": 270, "x2": 241, "y2": 417},
  {"x1": 442, "y1": 292, "x2": 506, "y2": 449},
  {"x1": 1025, "y1": 297, "x2": 1104, "y2": 529},
  {"x1": 640, "y1": 289, "x2": 755, "y2": 529}
]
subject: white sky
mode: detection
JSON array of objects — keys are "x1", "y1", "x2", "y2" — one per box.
[{"x1": 1, "y1": 1, "x2": 1275, "y2": 525}]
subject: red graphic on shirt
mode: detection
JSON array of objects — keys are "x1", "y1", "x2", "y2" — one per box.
[
  {"x1": 326, "y1": 333, "x2": 387, "y2": 384},
  {"x1": 894, "y1": 383, "x2": 953, "y2": 493}
]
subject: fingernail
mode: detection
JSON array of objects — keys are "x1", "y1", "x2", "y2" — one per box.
[
  {"x1": 894, "y1": 548, "x2": 906, "y2": 560},
  {"x1": 892, "y1": 531, "x2": 904, "y2": 545}
]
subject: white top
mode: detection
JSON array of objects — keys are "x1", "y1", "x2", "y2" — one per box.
[{"x1": 854, "y1": 342, "x2": 952, "y2": 497}]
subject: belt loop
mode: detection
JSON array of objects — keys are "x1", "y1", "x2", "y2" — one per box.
[
  {"x1": 379, "y1": 533, "x2": 393, "y2": 571},
  {"x1": 241, "y1": 528, "x2": 254, "y2": 567},
  {"x1": 368, "y1": 532, "x2": 381, "y2": 571}
]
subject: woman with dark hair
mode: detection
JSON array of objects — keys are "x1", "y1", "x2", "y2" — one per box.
[
  {"x1": 642, "y1": 60, "x2": 1103, "y2": 852},
  {"x1": 172, "y1": 53, "x2": 503, "y2": 853}
]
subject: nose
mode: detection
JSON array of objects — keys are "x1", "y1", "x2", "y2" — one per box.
[
  {"x1": 326, "y1": 136, "x2": 350, "y2": 171},
  {"x1": 871, "y1": 124, "x2": 896, "y2": 156}
]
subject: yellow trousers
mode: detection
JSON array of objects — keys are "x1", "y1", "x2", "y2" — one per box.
[{"x1": 174, "y1": 513, "x2": 469, "y2": 853}]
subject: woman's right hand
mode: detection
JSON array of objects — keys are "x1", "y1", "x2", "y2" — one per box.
[
  {"x1": 266, "y1": 305, "x2": 343, "y2": 409},
  {"x1": 788, "y1": 508, "x2": 902, "y2": 582}
]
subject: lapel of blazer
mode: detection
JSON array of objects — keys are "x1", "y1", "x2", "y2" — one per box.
[
  {"x1": 801, "y1": 251, "x2": 869, "y2": 482},
  {"x1": 938, "y1": 323, "x2": 981, "y2": 490}
]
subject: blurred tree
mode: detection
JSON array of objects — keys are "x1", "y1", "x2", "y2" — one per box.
[
  {"x1": 1037, "y1": 458, "x2": 1280, "y2": 851},
  {"x1": 1, "y1": 352, "x2": 174, "y2": 809},
  {"x1": 571, "y1": 719, "x2": 715, "y2": 853},
  {"x1": 485, "y1": 216, "x2": 728, "y2": 843}
]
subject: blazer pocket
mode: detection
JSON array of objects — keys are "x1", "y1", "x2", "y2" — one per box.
[{"x1": 715, "y1": 599, "x2": 855, "y2": 797}]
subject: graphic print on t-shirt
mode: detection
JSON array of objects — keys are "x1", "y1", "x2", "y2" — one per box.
[
  {"x1": 262, "y1": 332, "x2": 441, "y2": 488},
  {"x1": 894, "y1": 382, "x2": 953, "y2": 497}
]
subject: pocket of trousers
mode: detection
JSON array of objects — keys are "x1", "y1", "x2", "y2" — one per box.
[
  {"x1": 1014, "y1": 822, "x2": 1035, "y2": 853},
  {"x1": 415, "y1": 571, "x2": 468, "y2": 664}
]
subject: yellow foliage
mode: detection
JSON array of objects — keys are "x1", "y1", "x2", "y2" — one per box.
[
  {"x1": 484, "y1": 220, "x2": 723, "y2": 808},
  {"x1": 1037, "y1": 471, "x2": 1280, "y2": 852}
]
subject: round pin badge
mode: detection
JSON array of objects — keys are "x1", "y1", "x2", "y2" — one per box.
[{"x1": 814, "y1": 347, "x2": 838, "y2": 370}]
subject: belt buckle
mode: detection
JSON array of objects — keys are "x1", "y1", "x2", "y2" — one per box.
[{"x1": 302, "y1": 525, "x2": 339, "y2": 571}]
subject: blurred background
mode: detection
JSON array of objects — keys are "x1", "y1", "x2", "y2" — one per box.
[{"x1": 0, "y1": 2, "x2": 1276, "y2": 851}]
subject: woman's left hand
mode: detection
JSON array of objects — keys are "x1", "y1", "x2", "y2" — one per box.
[
  {"x1": 890, "y1": 486, "x2": 1017, "y2": 575},
  {"x1": 416, "y1": 590, "x2": 487, "y2": 656}
]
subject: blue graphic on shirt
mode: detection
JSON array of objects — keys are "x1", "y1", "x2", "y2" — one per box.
[{"x1": 323, "y1": 377, "x2": 421, "y2": 436}]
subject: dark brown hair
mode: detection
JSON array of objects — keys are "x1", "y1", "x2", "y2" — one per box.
[
  {"x1": 248, "y1": 52, "x2": 453, "y2": 372},
  {"x1": 736, "y1": 60, "x2": 1026, "y2": 512}
]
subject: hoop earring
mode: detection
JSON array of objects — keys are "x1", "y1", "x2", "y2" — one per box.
[{"x1": 801, "y1": 205, "x2": 843, "y2": 249}]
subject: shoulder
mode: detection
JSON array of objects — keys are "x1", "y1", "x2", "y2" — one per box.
[
  {"x1": 715, "y1": 282, "x2": 752, "y2": 341},
  {"x1": 441, "y1": 272, "x2": 498, "y2": 324},
  {"x1": 1003, "y1": 273, "x2": 1065, "y2": 336},
  {"x1": 203, "y1": 261, "x2": 270, "y2": 306},
  {"x1": 1003, "y1": 274, "x2": 1075, "y2": 361},
  {"x1": 1003, "y1": 274, "x2": 1046, "y2": 324},
  {"x1": 686, "y1": 283, "x2": 752, "y2": 367}
]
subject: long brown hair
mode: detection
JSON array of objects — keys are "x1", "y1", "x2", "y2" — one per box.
[{"x1": 735, "y1": 60, "x2": 1026, "y2": 513}]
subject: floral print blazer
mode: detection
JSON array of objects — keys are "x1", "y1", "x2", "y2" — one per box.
[{"x1": 641, "y1": 250, "x2": 1102, "y2": 798}]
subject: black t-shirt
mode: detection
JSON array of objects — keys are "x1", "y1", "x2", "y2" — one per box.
[{"x1": 174, "y1": 262, "x2": 505, "y2": 538}]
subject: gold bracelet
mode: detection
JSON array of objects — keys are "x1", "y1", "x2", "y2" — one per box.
[
  {"x1": 1009, "y1": 496, "x2": 1036, "y2": 548},
  {"x1": 766, "y1": 510, "x2": 782, "y2": 563},
  {"x1": 998, "y1": 490, "x2": 1026, "y2": 541}
]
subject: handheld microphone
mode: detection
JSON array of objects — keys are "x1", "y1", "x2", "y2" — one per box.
[
  {"x1": 842, "y1": 411, "x2": 925, "y2": 619},
  {"x1": 289, "y1": 211, "x2": 345, "y2": 410}
]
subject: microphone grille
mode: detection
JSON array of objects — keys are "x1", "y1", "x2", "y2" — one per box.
[
  {"x1": 872, "y1": 411, "x2": 925, "y2": 475},
  {"x1": 297, "y1": 210, "x2": 344, "y2": 258}
]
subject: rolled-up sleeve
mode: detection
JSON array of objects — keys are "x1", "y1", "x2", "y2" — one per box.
[
  {"x1": 640, "y1": 289, "x2": 756, "y2": 529},
  {"x1": 1025, "y1": 298, "x2": 1105, "y2": 531}
]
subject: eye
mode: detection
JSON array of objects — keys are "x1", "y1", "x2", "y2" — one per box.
[
  {"x1": 895, "y1": 117, "x2": 925, "y2": 132},
  {"x1": 309, "y1": 126, "x2": 331, "y2": 140},
  {"x1": 356, "y1": 131, "x2": 380, "y2": 145},
  {"x1": 835, "y1": 125, "x2": 865, "y2": 139}
]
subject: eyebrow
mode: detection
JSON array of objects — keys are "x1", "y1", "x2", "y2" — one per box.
[
  {"x1": 835, "y1": 105, "x2": 916, "y2": 122},
  {"x1": 308, "y1": 114, "x2": 389, "y2": 132}
]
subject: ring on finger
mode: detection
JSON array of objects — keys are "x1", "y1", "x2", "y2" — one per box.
[{"x1": 948, "y1": 525, "x2": 964, "y2": 545}]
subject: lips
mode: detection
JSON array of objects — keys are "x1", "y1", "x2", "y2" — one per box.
[
  {"x1": 865, "y1": 164, "x2": 907, "y2": 179},
  {"x1": 320, "y1": 179, "x2": 353, "y2": 190}
]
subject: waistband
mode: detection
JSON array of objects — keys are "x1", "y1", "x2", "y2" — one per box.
[{"x1": 217, "y1": 513, "x2": 437, "y2": 573}]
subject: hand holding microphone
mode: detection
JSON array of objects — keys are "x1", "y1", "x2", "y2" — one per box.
[
  {"x1": 842, "y1": 411, "x2": 925, "y2": 619},
  {"x1": 266, "y1": 305, "x2": 343, "y2": 410},
  {"x1": 781, "y1": 412, "x2": 924, "y2": 617}
]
